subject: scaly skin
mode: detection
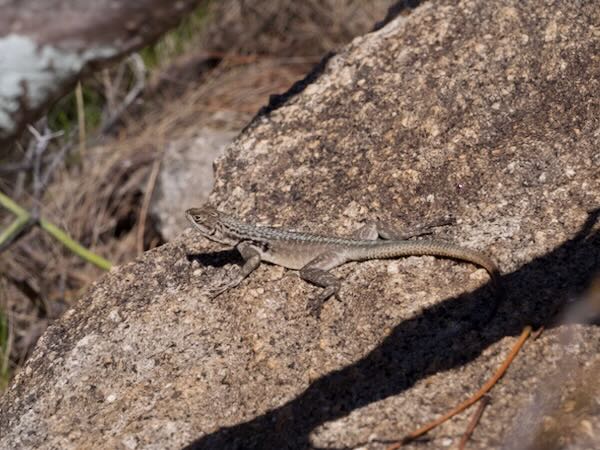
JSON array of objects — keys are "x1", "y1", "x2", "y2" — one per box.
[{"x1": 186, "y1": 206, "x2": 500, "y2": 316}]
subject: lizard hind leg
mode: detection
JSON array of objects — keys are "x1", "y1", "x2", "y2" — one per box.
[
  {"x1": 299, "y1": 251, "x2": 348, "y2": 317},
  {"x1": 353, "y1": 222, "x2": 380, "y2": 240},
  {"x1": 355, "y1": 219, "x2": 453, "y2": 241},
  {"x1": 353, "y1": 221, "x2": 422, "y2": 241}
]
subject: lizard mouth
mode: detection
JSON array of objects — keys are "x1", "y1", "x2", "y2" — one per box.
[{"x1": 184, "y1": 210, "x2": 196, "y2": 224}]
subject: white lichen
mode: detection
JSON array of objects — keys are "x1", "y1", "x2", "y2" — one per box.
[{"x1": 0, "y1": 33, "x2": 118, "y2": 137}]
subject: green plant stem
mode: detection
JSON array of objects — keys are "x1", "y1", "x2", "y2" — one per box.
[
  {"x1": 0, "y1": 191, "x2": 112, "y2": 271},
  {"x1": 40, "y1": 219, "x2": 111, "y2": 270},
  {"x1": 0, "y1": 215, "x2": 30, "y2": 246},
  {"x1": 0, "y1": 191, "x2": 28, "y2": 220}
]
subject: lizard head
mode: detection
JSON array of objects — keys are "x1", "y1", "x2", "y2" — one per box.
[{"x1": 186, "y1": 206, "x2": 238, "y2": 245}]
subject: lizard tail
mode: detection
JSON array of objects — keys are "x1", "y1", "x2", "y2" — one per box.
[{"x1": 357, "y1": 240, "x2": 501, "y2": 285}]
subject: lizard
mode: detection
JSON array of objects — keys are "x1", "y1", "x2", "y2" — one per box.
[{"x1": 186, "y1": 205, "x2": 500, "y2": 316}]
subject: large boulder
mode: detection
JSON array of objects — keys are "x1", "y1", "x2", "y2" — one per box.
[{"x1": 1, "y1": 1, "x2": 598, "y2": 449}]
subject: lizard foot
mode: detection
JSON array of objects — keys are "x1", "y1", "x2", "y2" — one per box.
[
  {"x1": 307, "y1": 291, "x2": 341, "y2": 318},
  {"x1": 207, "y1": 284, "x2": 231, "y2": 299},
  {"x1": 206, "y1": 270, "x2": 247, "y2": 298},
  {"x1": 307, "y1": 297, "x2": 325, "y2": 318}
]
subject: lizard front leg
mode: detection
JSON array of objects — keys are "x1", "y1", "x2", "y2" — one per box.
[
  {"x1": 299, "y1": 251, "x2": 348, "y2": 317},
  {"x1": 209, "y1": 242, "x2": 261, "y2": 298}
]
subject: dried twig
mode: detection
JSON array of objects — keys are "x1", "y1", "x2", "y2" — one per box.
[
  {"x1": 457, "y1": 395, "x2": 491, "y2": 450},
  {"x1": 0, "y1": 308, "x2": 13, "y2": 390},
  {"x1": 102, "y1": 68, "x2": 116, "y2": 115},
  {"x1": 0, "y1": 161, "x2": 34, "y2": 175},
  {"x1": 530, "y1": 326, "x2": 545, "y2": 340},
  {"x1": 27, "y1": 121, "x2": 63, "y2": 214},
  {"x1": 13, "y1": 127, "x2": 40, "y2": 198},
  {"x1": 100, "y1": 54, "x2": 146, "y2": 134},
  {"x1": 386, "y1": 326, "x2": 532, "y2": 449},
  {"x1": 39, "y1": 139, "x2": 74, "y2": 192},
  {"x1": 75, "y1": 82, "x2": 87, "y2": 160},
  {"x1": 136, "y1": 158, "x2": 161, "y2": 255}
]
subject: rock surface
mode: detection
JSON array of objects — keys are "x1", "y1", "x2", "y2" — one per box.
[{"x1": 1, "y1": 1, "x2": 599, "y2": 449}]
